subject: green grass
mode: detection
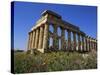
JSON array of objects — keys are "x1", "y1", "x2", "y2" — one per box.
[{"x1": 14, "y1": 50, "x2": 97, "y2": 73}]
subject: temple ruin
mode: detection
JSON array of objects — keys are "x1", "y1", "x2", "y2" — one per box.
[{"x1": 27, "y1": 10, "x2": 97, "y2": 53}]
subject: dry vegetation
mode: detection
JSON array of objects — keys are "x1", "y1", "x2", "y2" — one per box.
[{"x1": 14, "y1": 50, "x2": 97, "y2": 73}]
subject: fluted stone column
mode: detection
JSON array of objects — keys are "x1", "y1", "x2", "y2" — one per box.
[
  {"x1": 27, "y1": 32, "x2": 31, "y2": 50},
  {"x1": 91, "y1": 38, "x2": 92, "y2": 50},
  {"x1": 82, "y1": 35, "x2": 84, "y2": 51},
  {"x1": 38, "y1": 26, "x2": 44, "y2": 49},
  {"x1": 94, "y1": 39, "x2": 95, "y2": 50},
  {"x1": 61, "y1": 28, "x2": 65, "y2": 50},
  {"x1": 88, "y1": 36, "x2": 90, "y2": 51},
  {"x1": 88, "y1": 37, "x2": 90, "y2": 51},
  {"x1": 33, "y1": 30, "x2": 36, "y2": 48},
  {"x1": 96, "y1": 40, "x2": 97, "y2": 50},
  {"x1": 90, "y1": 37, "x2": 92, "y2": 51},
  {"x1": 78, "y1": 33, "x2": 81, "y2": 51},
  {"x1": 89, "y1": 37, "x2": 91, "y2": 51},
  {"x1": 36, "y1": 29, "x2": 40, "y2": 48},
  {"x1": 43, "y1": 23, "x2": 49, "y2": 50},
  {"x1": 96, "y1": 40, "x2": 97, "y2": 51},
  {"x1": 85, "y1": 36, "x2": 88, "y2": 51},
  {"x1": 91, "y1": 38, "x2": 93, "y2": 50},
  {"x1": 91, "y1": 39, "x2": 93, "y2": 50},
  {"x1": 34, "y1": 30, "x2": 37, "y2": 48},
  {"x1": 94, "y1": 39, "x2": 97, "y2": 50},
  {"x1": 53, "y1": 25, "x2": 59, "y2": 50},
  {"x1": 85, "y1": 36, "x2": 87, "y2": 51},
  {"x1": 31, "y1": 31, "x2": 35, "y2": 49},
  {"x1": 67, "y1": 29, "x2": 71, "y2": 51},
  {"x1": 88, "y1": 37, "x2": 91, "y2": 51},
  {"x1": 30, "y1": 32, "x2": 33, "y2": 50},
  {"x1": 73, "y1": 32, "x2": 76, "y2": 51},
  {"x1": 93, "y1": 39, "x2": 95, "y2": 50},
  {"x1": 84, "y1": 36, "x2": 86, "y2": 51},
  {"x1": 34, "y1": 29, "x2": 39, "y2": 49},
  {"x1": 86, "y1": 36, "x2": 89, "y2": 51},
  {"x1": 94, "y1": 40, "x2": 96, "y2": 50}
]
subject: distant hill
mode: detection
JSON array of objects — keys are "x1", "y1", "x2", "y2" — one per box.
[{"x1": 12, "y1": 49, "x2": 24, "y2": 52}]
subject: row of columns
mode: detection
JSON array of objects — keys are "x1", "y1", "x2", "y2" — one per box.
[
  {"x1": 48, "y1": 24, "x2": 97, "y2": 52},
  {"x1": 49, "y1": 27, "x2": 85, "y2": 51},
  {"x1": 27, "y1": 23, "x2": 49, "y2": 52},
  {"x1": 27, "y1": 23, "x2": 97, "y2": 53},
  {"x1": 85, "y1": 36, "x2": 97, "y2": 51}
]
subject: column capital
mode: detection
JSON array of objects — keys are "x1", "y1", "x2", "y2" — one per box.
[
  {"x1": 72, "y1": 31, "x2": 76, "y2": 34},
  {"x1": 28, "y1": 30, "x2": 33, "y2": 34},
  {"x1": 67, "y1": 29, "x2": 71, "y2": 33},
  {"x1": 53, "y1": 24, "x2": 58, "y2": 27},
  {"x1": 78, "y1": 32, "x2": 81, "y2": 35}
]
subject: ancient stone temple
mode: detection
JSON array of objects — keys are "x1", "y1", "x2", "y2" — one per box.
[{"x1": 27, "y1": 10, "x2": 97, "y2": 53}]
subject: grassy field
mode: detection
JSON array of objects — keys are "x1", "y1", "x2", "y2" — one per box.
[{"x1": 14, "y1": 50, "x2": 97, "y2": 73}]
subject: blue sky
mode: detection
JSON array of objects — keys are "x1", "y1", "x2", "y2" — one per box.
[{"x1": 13, "y1": 1, "x2": 97, "y2": 50}]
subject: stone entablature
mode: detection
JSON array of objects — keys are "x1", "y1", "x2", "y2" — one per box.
[{"x1": 27, "y1": 10, "x2": 97, "y2": 53}]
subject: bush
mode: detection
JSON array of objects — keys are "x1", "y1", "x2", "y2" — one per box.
[{"x1": 14, "y1": 51, "x2": 97, "y2": 73}]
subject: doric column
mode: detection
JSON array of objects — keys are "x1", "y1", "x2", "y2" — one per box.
[
  {"x1": 35, "y1": 29, "x2": 39, "y2": 49},
  {"x1": 27, "y1": 32, "x2": 31, "y2": 50},
  {"x1": 43, "y1": 23, "x2": 49, "y2": 50},
  {"x1": 91, "y1": 39, "x2": 93, "y2": 50},
  {"x1": 67, "y1": 29, "x2": 71, "y2": 51},
  {"x1": 85, "y1": 36, "x2": 88, "y2": 51},
  {"x1": 91, "y1": 38, "x2": 94, "y2": 50},
  {"x1": 73, "y1": 32, "x2": 76, "y2": 51},
  {"x1": 85, "y1": 36, "x2": 87, "y2": 51},
  {"x1": 38, "y1": 26, "x2": 44, "y2": 49},
  {"x1": 84, "y1": 36, "x2": 86, "y2": 51},
  {"x1": 91, "y1": 38, "x2": 92, "y2": 50},
  {"x1": 53, "y1": 25, "x2": 59, "y2": 50},
  {"x1": 91, "y1": 38, "x2": 93, "y2": 50},
  {"x1": 96, "y1": 40, "x2": 97, "y2": 51},
  {"x1": 94, "y1": 39, "x2": 97, "y2": 51},
  {"x1": 95, "y1": 40, "x2": 96, "y2": 50},
  {"x1": 61, "y1": 28, "x2": 65, "y2": 50},
  {"x1": 94, "y1": 39, "x2": 96, "y2": 50},
  {"x1": 82, "y1": 35, "x2": 84, "y2": 51},
  {"x1": 33, "y1": 30, "x2": 36, "y2": 48},
  {"x1": 88, "y1": 37, "x2": 90, "y2": 51},
  {"x1": 78, "y1": 33, "x2": 81, "y2": 51},
  {"x1": 30, "y1": 32, "x2": 33, "y2": 50},
  {"x1": 31, "y1": 31, "x2": 35, "y2": 49},
  {"x1": 87, "y1": 36, "x2": 90, "y2": 51},
  {"x1": 34, "y1": 30, "x2": 37, "y2": 48},
  {"x1": 90, "y1": 37, "x2": 92, "y2": 51},
  {"x1": 93, "y1": 39, "x2": 95, "y2": 50},
  {"x1": 88, "y1": 36, "x2": 91, "y2": 51},
  {"x1": 86, "y1": 36, "x2": 89, "y2": 51}
]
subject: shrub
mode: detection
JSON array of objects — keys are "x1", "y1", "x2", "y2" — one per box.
[{"x1": 14, "y1": 51, "x2": 97, "y2": 73}]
